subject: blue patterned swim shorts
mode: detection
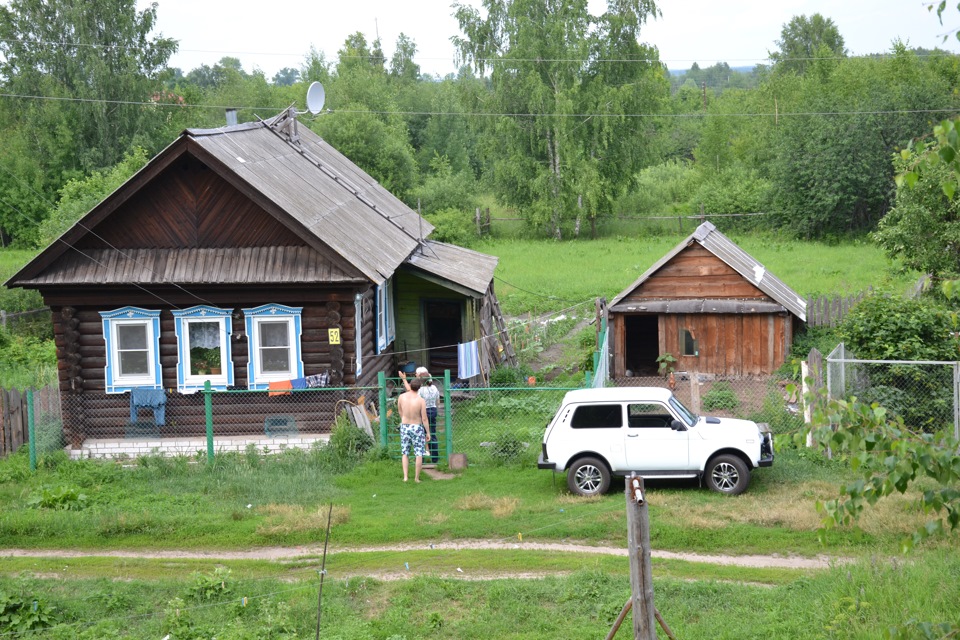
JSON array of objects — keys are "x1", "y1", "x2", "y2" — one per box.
[{"x1": 400, "y1": 423, "x2": 427, "y2": 456}]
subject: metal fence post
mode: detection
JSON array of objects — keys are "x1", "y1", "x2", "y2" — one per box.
[
  {"x1": 444, "y1": 369, "x2": 452, "y2": 460},
  {"x1": 204, "y1": 380, "x2": 214, "y2": 462},
  {"x1": 378, "y1": 371, "x2": 388, "y2": 449},
  {"x1": 27, "y1": 388, "x2": 36, "y2": 471}
]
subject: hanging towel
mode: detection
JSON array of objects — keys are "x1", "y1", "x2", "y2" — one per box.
[
  {"x1": 268, "y1": 380, "x2": 293, "y2": 396},
  {"x1": 130, "y1": 387, "x2": 167, "y2": 426},
  {"x1": 457, "y1": 341, "x2": 481, "y2": 379},
  {"x1": 290, "y1": 377, "x2": 307, "y2": 390}
]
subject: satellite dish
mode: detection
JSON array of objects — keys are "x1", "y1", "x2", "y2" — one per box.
[{"x1": 305, "y1": 81, "x2": 326, "y2": 114}]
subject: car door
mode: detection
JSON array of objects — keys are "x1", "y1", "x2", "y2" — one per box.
[
  {"x1": 568, "y1": 403, "x2": 627, "y2": 471},
  {"x1": 622, "y1": 402, "x2": 691, "y2": 471}
]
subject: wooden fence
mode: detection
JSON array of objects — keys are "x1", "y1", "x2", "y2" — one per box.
[
  {"x1": 0, "y1": 385, "x2": 59, "y2": 458},
  {"x1": 805, "y1": 291, "x2": 869, "y2": 327}
]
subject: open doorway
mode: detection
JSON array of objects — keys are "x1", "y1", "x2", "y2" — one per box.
[
  {"x1": 624, "y1": 314, "x2": 659, "y2": 376},
  {"x1": 424, "y1": 300, "x2": 462, "y2": 374}
]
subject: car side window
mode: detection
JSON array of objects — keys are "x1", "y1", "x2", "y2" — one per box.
[
  {"x1": 627, "y1": 403, "x2": 672, "y2": 429},
  {"x1": 570, "y1": 404, "x2": 623, "y2": 429}
]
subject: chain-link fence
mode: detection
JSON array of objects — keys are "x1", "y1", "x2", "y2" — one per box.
[
  {"x1": 1, "y1": 384, "x2": 64, "y2": 462},
  {"x1": 826, "y1": 343, "x2": 960, "y2": 437},
  {"x1": 25, "y1": 368, "x2": 801, "y2": 465}
]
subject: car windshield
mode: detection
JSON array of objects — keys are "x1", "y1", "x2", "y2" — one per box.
[{"x1": 669, "y1": 396, "x2": 698, "y2": 427}]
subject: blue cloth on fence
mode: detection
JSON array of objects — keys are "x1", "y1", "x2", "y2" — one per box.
[
  {"x1": 458, "y1": 341, "x2": 481, "y2": 379},
  {"x1": 290, "y1": 377, "x2": 307, "y2": 390},
  {"x1": 130, "y1": 387, "x2": 166, "y2": 426}
]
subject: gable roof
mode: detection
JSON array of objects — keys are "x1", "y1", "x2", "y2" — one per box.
[
  {"x1": 610, "y1": 221, "x2": 807, "y2": 321},
  {"x1": 8, "y1": 109, "x2": 433, "y2": 288}
]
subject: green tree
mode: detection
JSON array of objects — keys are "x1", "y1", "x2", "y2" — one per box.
[
  {"x1": 38, "y1": 147, "x2": 150, "y2": 246},
  {"x1": 0, "y1": 0, "x2": 177, "y2": 171},
  {"x1": 453, "y1": 0, "x2": 667, "y2": 238},
  {"x1": 876, "y1": 145, "x2": 960, "y2": 281},
  {"x1": 0, "y1": 0, "x2": 176, "y2": 245},
  {"x1": 272, "y1": 67, "x2": 300, "y2": 87},
  {"x1": 769, "y1": 13, "x2": 846, "y2": 75}
]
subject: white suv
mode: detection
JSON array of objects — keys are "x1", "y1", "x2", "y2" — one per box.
[{"x1": 538, "y1": 387, "x2": 774, "y2": 496}]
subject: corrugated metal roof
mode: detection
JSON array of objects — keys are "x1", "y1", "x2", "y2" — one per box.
[
  {"x1": 186, "y1": 111, "x2": 431, "y2": 284},
  {"x1": 13, "y1": 247, "x2": 364, "y2": 286},
  {"x1": 610, "y1": 299, "x2": 788, "y2": 314},
  {"x1": 610, "y1": 221, "x2": 807, "y2": 321},
  {"x1": 404, "y1": 240, "x2": 499, "y2": 296}
]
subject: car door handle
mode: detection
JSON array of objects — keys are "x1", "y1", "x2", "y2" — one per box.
[{"x1": 627, "y1": 433, "x2": 639, "y2": 437}]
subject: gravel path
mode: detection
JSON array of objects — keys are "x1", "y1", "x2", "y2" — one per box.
[{"x1": 0, "y1": 541, "x2": 849, "y2": 570}]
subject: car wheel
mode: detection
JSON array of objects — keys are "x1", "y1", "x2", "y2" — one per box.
[
  {"x1": 567, "y1": 457, "x2": 611, "y2": 496},
  {"x1": 705, "y1": 454, "x2": 750, "y2": 495}
]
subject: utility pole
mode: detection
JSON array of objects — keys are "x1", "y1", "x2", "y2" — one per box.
[{"x1": 626, "y1": 474, "x2": 656, "y2": 639}]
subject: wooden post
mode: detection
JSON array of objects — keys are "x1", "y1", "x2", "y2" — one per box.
[
  {"x1": 625, "y1": 474, "x2": 656, "y2": 639},
  {"x1": 689, "y1": 373, "x2": 701, "y2": 414},
  {"x1": 475, "y1": 208, "x2": 482, "y2": 237}
]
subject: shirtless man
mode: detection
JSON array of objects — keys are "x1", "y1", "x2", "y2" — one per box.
[{"x1": 397, "y1": 372, "x2": 430, "y2": 482}]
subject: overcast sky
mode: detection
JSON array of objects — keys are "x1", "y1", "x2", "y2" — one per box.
[{"x1": 139, "y1": 0, "x2": 960, "y2": 78}]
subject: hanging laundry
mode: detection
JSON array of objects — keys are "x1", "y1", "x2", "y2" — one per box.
[
  {"x1": 458, "y1": 341, "x2": 480, "y2": 379},
  {"x1": 268, "y1": 380, "x2": 293, "y2": 396},
  {"x1": 129, "y1": 387, "x2": 166, "y2": 425}
]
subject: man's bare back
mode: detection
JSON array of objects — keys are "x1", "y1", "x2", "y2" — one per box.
[{"x1": 398, "y1": 381, "x2": 428, "y2": 430}]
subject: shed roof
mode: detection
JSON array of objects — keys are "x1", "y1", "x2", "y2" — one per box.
[
  {"x1": 404, "y1": 240, "x2": 498, "y2": 297},
  {"x1": 7, "y1": 109, "x2": 434, "y2": 289},
  {"x1": 610, "y1": 221, "x2": 807, "y2": 321}
]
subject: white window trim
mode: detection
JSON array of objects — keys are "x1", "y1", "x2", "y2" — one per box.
[
  {"x1": 100, "y1": 307, "x2": 162, "y2": 394},
  {"x1": 375, "y1": 279, "x2": 395, "y2": 354},
  {"x1": 243, "y1": 304, "x2": 304, "y2": 390},
  {"x1": 172, "y1": 306, "x2": 234, "y2": 394},
  {"x1": 355, "y1": 293, "x2": 363, "y2": 377}
]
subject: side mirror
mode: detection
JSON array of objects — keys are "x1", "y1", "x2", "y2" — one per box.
[{"x1": 670, "y1": 419, "x2": 687, "y2": 432}]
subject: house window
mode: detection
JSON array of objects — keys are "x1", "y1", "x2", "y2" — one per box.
[
  {"x1": 100, "y1": 307, "x2": 161, "y2": 394},
  {"x1": 681, "y1": 328, "x2": 699, "y2": 356},
  {"x1": 243, "y1": 304, "x2": 303, "y2": 389},
  {"x1": 355, "y1": 293, "x2": 363, "y2": 377},
  {"x1": 173, "y1": 306, "x2": 233, "y2": 393},
  {"x1": 376, "y1": 279, "x2": 395, "y2": 354}
]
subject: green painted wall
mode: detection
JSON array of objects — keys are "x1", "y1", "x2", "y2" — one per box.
[{"x1": 393, "y1": 271, "x2": 478, "y2": 366}]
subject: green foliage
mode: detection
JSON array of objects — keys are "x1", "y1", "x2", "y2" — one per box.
[
  {"x1": 615, "y1": 159, "x2": 697, "y2": 215},
  {"x1": 879, "y1": 142, "x2": 960, "y2": 280},
  {"x1": 0, "y1": 591, "x2": 56, "y2": 634},
  {"x1": 423, "y1": 208, "x2": 475, "y2": 246},
  {"x1": 488, "y1": 432, "x2": 527, "y2": 465},
  {"x1": 319, "y1": 411, "x2": 375, "y2": 472},
  {"x1": 701, "y1": 381, "x2": 740, "y2": 411},
  {"x1": 413, "y1": 154, "x2": 478, "y2": 214},
  {"x1": 454, "y1": 0, "x2": 667, "y2": 238},
  {"x1": 38, "y1": 147, "x2": 150, "y2": 246},
  {"x1": 838, "y1": 293, "x2": 954, "y2": 361},
  {"x1": 488, "y1": 364, "x2": 536, "y2": 387},
  {"x1": 187, "y1": 567, "x2": 232, "y2": 602},
  {"x1": 770, "y1": 13, "x2": 846, "y2": 75},
  {"x1": 803, "y1": 383, "x2": 960, "y2": 552},
  {"x1": 656, "y1": 352, "x2": 677, "y2": 376},
  {"x1": 26, "y1": 485, "x2": 89, "y2": 511}
]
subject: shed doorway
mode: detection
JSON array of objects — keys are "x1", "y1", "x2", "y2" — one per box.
[
  {"x1": 624, "y1": 314, "x2": 659, "y2": 376},
  {"x1": 424, "y1": 300, "x2": 462, "y2": 374}
]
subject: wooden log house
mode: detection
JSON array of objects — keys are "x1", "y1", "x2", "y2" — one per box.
[
  {"x1": 5, "y1": 109, "x2": 514, "y2": 449},
  {"x1": 609, "y1": 222, "x2": 806, "y2": 378}
]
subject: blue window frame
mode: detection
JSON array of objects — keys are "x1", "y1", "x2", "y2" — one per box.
[
  {"x1": 100, "y1": 307, "x2": 162, "y2": 394},
  {"x1": 172, "y1": 306, "x2": 234, "y2": 393},
  {"x1": 243, "y1": 304, "x2": 304, "y2": 390}
]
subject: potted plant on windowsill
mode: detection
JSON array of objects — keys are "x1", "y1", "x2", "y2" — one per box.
[{"x1": 207, "y1": 349, "x2": 221, "y2": 375}]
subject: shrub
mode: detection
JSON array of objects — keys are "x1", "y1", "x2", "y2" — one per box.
[
  {"x1": 701, "y1": 381, "x2": 739, "y2": 411},
  {"x1": 488, "y1": 364, "x2": 536, "y2": 387},
  {"x1": 488, "y1": 432, "x2": 527, "y2": 464}
]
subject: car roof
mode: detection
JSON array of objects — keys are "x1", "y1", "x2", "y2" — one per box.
[{"x1": 560, "y1": 387, "x2": 675, "y2": 404}]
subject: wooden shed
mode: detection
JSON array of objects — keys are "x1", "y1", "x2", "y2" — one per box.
[
  {"x1": 609, "y1": 222, "x2": 806, "y2": 378},
  {"x1": 5, "y1": 109, "x2": 514, "y2": 448}
]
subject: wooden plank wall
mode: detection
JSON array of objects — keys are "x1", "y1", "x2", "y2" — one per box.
[{"x1": 660, "y1": 313, "x2": 788, "y2": 376}]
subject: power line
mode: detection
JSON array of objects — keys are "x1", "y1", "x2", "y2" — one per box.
[{"x1": 1, "y1": 91, "x2": 956, "y2": 120}]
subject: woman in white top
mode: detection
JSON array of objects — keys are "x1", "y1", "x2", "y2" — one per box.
[{"x1": 412, "y1": 366, "x2": 440, "y2": 462}]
